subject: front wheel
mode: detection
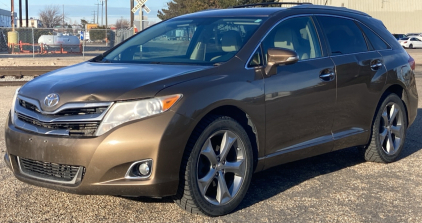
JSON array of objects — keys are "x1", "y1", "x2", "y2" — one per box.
[
  {"x1": 173, "y1": 116, "x2": 253, "y2": 216},
  {"x1": 363, "y1": 93, "x2": 407, "y2": 163}
]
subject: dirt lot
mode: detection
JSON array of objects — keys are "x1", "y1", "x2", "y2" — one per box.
[{"x1": 0, "y1": 52, "x2": 422, "y2": 222}]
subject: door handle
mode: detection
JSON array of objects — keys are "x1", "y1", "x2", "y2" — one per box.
[
  {"x1": 319, "y1": 69, "x2": 335, "y2": 81},
  {"x1": 370, "y1": 60, "x2": 383, "y2": 71}
]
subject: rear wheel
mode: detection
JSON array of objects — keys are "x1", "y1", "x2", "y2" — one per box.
[
  {"x1": 173, "y1": 116, "x2": 253, "y2": 216},
  {"x1": 363, "y1": 94, "x2": 407, "y2": 163},
  {"x1": 409, "y1": 44, "x2": 414, "y2": 49}
]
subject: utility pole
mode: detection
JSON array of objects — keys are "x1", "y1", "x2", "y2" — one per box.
[
  {"x1": 63, "y1": 4, "x2": 65, "y2": 31},
  {"x1": 105, "y1": 0, "x2": 108, "y2": 28},
  {"x1": 105, "y1": 0, "x2": 108, "y2": 45},
  {"x1": 92, "y1": 11, "x2": 96, "y2": 23},
  {"x1": 130, "y1": 0, "x2": 134, "y2": 28},
  {"x1": 19, "y1": 0, "x2": 22, "y2": 27},
  {"x1": 139, "y1": 6, "x2": 143, "y2": 31},
  {"x1": 11, "y1": 0, "x2": 14, "y2": 31},
  {"x1": 101, "y1": 0, "x2": 104, "y2": 26},
  {"x1": 95, "y1": 2, "x2": 101, "y2": 25},
  {"x1": 25, "y1": 0, "x2": 28, "y2": 27}
]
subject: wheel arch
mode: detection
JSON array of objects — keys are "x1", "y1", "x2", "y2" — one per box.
[
  {"x1": 381, "y1": 84, "x2": 409, "y2": 125},
  {"x1": 192, "y1": 105, "x2": 260, "y2": 171}
]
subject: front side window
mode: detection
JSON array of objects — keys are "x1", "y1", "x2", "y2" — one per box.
[
  {"x1": 103, "y1": 17, "x2": 266, "y2": 65},
  {"x1": 317, "y1": 16, "x2": 368, "y2": 55},
  {"x1": 248, "y1": 47, "x2": 262, "y2": 67},
  {"x1": 262, "y1": 16, "x2": 322, "y2": 62}
]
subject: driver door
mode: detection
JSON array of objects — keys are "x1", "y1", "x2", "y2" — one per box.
[{"x1": 263, "y1": 16, "x2": 336, "y2": 159}]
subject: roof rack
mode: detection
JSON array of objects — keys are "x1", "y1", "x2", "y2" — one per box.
[
  {"x1": 232, "y1": 2, "x2": 312, "y2": 8},
  {"x1": 292, "y1": 5, "x2": 371, "y2": 17}
]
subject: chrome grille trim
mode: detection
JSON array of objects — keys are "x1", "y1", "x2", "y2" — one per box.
[
  {"x1": 17, "y1": 95, "x2": 112, "y2": 115},
  {"x1": 17, "y1": 156, "x2": 85, "y2": 185},
  {"x1": 13, "y1": 95, "x2": 113, "y2": 137}
]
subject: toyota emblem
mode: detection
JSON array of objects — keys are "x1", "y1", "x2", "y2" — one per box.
[{"x1": 44, "y1": 93, "x2": 60, "y2": 107}]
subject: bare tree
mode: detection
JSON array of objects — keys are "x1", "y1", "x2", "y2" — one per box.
[
  {"x1": 115, "y1": 18, "x2": 130, "y2": 29},
  {"x1": 39, "y1": 5, "x2": 63, "y2": 28}
]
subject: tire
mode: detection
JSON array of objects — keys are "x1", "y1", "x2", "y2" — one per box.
[
  {"x1": 173, "y1": 116, "x2": 254, "y2": 216},
  {"x1": 409, "y1": 44, "x2": 414, "y2": 49},
  {"x1": 363, "y1": 93, "x2": 408, "y2": 163}
]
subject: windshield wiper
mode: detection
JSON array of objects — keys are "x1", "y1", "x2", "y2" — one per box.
[{"x1": 213, "y1": 62, "x2": 225, "y2": 66}]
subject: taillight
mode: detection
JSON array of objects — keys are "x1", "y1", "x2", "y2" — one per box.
[
  {"x1": 404, "y1": 41, "x2": 408, "y2": 43},
  {"x1": 408, "y1": 55, "x2": 416, "y2": 71}
]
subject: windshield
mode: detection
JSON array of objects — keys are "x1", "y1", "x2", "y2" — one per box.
[{"x1": 103, "y1": 17, "x2": 266, "y2": 65}]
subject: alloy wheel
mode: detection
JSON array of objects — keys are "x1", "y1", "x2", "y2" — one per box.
[
  {"x1": 379, "y1": 102, "x2": 405, "y2": 155},
  {"x1": 196, "y1": 130, "x2": 247, "y2": 205}
]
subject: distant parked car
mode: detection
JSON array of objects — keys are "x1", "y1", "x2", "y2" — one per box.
[
  {"x1": 406, "y1": 33, "x2": 421, "y2": 37},
  {"x1": 393, "y1": 34, "x2": 407, "y2": 40},
  {"x1": 398, "y1": 37, "x2": 422, "y2": 48}
]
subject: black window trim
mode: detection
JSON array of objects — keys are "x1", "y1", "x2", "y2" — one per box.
[
  {"x1": 355, "y1": 21, "x2": 392, "y2": 51},
  {"x1": 245, "y1": 13, "x2": 392, "y2": 69},
  {"x1": 314, "y1": 14, "x2": 392, "y2": 58},
  {"x1": 315, "y1": 15, "x2": 371, "y2": 56}
]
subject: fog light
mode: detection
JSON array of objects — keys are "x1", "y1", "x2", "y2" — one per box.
[
  {"x1": 125, "y1": 159, "x2": 153, "y2": 179},
  {"x1": 138, "y1": 162, "x2": 150, "y2": 176}
]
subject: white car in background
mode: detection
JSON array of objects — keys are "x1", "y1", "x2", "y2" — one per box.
[{"x1": 398, "y1": 36, "x2": 422, "y2": 49}]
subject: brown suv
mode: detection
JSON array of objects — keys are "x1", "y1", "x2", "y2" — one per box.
[{"x1": 4, "y1": 3, "x2": 418, "y2": 216}]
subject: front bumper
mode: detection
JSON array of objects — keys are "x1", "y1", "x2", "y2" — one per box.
[{"x1": 4, "y1": 110, "x2": 192, "y2": 197}]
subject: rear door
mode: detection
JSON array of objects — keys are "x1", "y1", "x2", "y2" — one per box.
[
  {"x1": 262, "y1": 16, "x2": 336, "y2": 157},
  {"x1": 316, "y1": 16, "x2": 388, "y2": 150}
]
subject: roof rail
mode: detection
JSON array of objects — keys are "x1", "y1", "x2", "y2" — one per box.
[
  {"x1": 291, "y1": 5, "x2": 371, "y2": 17},
  {"x1": 232, "y1": 2, "x2": 312, "y2": 8}
]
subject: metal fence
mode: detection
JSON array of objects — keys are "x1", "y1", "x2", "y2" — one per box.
[{"x1": 0, "y1": 27, "x2": 142, "y2": 59}]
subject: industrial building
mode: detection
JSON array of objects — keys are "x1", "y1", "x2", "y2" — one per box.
[
  {"x1": 281, "y1": 0, "x2": 422, "y2": 34},
  {"x1": 0, "y1": 8, "x2": 17, "y2": 28},
  {"x1": 17, "y1": 18, "x2": 43, "y2": 28}
]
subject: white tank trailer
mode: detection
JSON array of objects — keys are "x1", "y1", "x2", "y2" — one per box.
[{"x1": 38, "y1": 33, "x2": 80, "y2": 47}]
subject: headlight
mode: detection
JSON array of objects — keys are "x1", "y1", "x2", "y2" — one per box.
[
  {"x1": 96, "y1": 94, "x2": 182, "y2": 136},
  {"x1": 10, "y1": 87, "x2": 20, "y2": 125}
]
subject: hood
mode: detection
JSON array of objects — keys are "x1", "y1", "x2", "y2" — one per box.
[{"x1": 19, "y1": 62, "x2": 211, "y2": 112}]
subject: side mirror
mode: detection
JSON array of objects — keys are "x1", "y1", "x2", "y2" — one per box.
[{"x1": 265, "y1": 48, "x2": 299, "y2": 76}]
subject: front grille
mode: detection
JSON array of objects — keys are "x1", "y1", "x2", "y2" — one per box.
[
  {"x1": 19, "y1": 157, "x2": 84, "y2": 183},
  {"x1": 19, "y1": 99, "x2": 108, "y2": 116},
  {"x1": 17, "y1": 113, "x2": 100, "y2": 136}
]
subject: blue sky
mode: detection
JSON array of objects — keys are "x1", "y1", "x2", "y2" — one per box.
[{"x1": 0, "y1": 0, "x2": 168, "y2": 25}]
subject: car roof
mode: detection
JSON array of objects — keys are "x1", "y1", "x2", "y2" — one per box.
[{"x1": 174, "y1": 4, "x2": 371, "y2": 20}]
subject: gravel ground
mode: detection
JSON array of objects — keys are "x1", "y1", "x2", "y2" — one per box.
[{"x1": 0, "y1": 72, "x2": 422, "y2": 222}]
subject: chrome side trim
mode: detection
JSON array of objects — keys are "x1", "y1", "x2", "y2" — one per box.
[
  {"x1": 17, "y1": 95, "x2": 112, "y2": 115},
  {"x1": 17, "y1": 156, "x2": 84, "y2": 185},
  {"x1": 124, "y1": 159, "x2": 153, "y2": 180},
  {"x1": 332, "y1": 128, "x2": 366, "y2": 140},
  {"x1": 258, "y1": 134, "x2": 333, "y2": 160}
]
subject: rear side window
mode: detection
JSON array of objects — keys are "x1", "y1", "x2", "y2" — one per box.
[
  {"x1": 359, "y1": 24, "x2": 390, "y2": 50},
  {"x1": 317, "y1": 16, "x2": 368, "y2": 55}
]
